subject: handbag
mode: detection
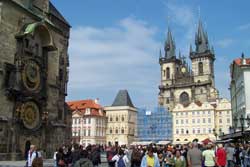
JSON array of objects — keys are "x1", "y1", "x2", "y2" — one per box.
[{"x1": 58, "y1": 159, "x2": 65, "y2": 166}]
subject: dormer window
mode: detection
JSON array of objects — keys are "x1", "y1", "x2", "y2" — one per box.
[{"x1": 85, "y1": 108, "x2": 90, "y2": 115}]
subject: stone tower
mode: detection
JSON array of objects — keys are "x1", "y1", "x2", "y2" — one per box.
[
  {"x1": 0, "y1": 0, "x2": 71, "y2": 160},
  {"x1": 190, "y1": 20, "x2": 215, "y2": 86},
  {"x1": 158, "y1": 20, "x2": 218, "y2": 111}
]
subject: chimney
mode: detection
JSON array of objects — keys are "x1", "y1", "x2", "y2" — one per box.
[{"x1": 94, "y1": 98, "x2": 99, "y2": 104}]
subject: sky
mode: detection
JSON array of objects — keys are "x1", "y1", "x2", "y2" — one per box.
[{"x1": 51, "y1": 0, "x2": 250, "y2": 108}]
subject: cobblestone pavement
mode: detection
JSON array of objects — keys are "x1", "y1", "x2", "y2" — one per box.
[{"x1": 0, "y1": 156, "x2": 108, "y2": 167}]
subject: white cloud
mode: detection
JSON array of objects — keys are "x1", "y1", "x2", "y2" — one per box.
[
  {"x1": 216, "y1": 38, "x2": 234, "y2": 48},
  {"x1": 238, "y1": 23, "x2": 250, "y2": 31},
  {"x1": 67, "y1": 17, "x2": 161, "y2": 107}
]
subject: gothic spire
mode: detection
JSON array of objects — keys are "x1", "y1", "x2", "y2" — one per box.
[
  {"x1": 195, "y1": 19, "x2": 209, "y2": 53},
  {"x1": 164, "y1": 27, "x2": 176, "y2": 59}
]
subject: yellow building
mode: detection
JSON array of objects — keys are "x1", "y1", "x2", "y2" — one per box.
[
  {"x1": 104, "y1": 90, "x2": 137, "y2": 146},
  {"x1": 172, "y1": 99, "x2": 231, "y2": 144}
]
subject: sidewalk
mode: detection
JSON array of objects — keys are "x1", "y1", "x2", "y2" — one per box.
[{"x1": 0, "y1": 159, "x2": 54, "y2": 167}]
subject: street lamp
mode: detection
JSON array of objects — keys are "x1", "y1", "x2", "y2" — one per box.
[{"x1": 213, "y1": 128, "x2": 218, "y2": 141}]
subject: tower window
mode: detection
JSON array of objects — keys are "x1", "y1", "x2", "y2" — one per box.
[
  {"x1": 198, "y1": 62, "x2": 203, "y2": 75},
  {"x1": 163, "y1": 70, "x2": 166, "y2": 77},
  {"x1": 180, "y1": 92, "x2": 189, "y2": 105},
  {"x1": 166, "y1": 67, "x2": 170, "y2": 79}
]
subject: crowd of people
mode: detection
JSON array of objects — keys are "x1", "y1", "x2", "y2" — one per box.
[{"x1": 26, "y1": 142, "x2": 250, "y2": 167}]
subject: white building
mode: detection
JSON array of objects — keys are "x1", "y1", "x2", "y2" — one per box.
[
  {"x1": 230, "y1": 55, "x2": 250, "y2": 128},
  {"x1": 68, "y1": 99, "x2": 107, "y2": 146}
]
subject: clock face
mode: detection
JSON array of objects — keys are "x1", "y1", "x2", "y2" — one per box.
[
  {"x1": 21, "y1": 101, "x2": 41, "y2": 130},
  {"x1": 181, "y1": 67, "x2": 187, "y2": 73},
  {"x1": 22, "y1": 59, "x2": 41, "y2": 91}
]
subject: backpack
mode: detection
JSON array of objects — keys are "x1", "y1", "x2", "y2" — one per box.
[
  {"x1": 32, "y1": 152, "x2": 43, "y2": 167},
  {"x1": 117, "y1": 156, "x2": 126, "y2": 167}
]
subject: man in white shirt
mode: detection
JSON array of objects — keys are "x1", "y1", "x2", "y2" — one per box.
[{"x1": 27, "y1": 145, "x2": 39, "y2": 167}]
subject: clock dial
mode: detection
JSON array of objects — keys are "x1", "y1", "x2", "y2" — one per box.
[
  {"x1": 22, "y1": 59, "x2": 41, "y2": 91},
  {"x1": 181, "y1": 67, "x2": 187, "y2": 73},
  {"x1": 21, "y1": 101, "x2": 41, "y2": 130}
]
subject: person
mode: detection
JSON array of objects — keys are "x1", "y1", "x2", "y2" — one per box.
[
  {"x1": 71, "y1": 144, "x2": 81, "y2": 166},
  {"x1": 216, "y1": 144, "x2": 226, "y2": 167},
  {"x1": 112, "y1": 148, "x2": 129, "y2": 167},
  {"x1": 107, "y1": 146, "x2": 116, "y2": 167},
  {"x1": 91, "y1": 146, "x2": 101, "y2": 167},
  {"x1": 187, "y1": 142, "x2": 202, "y2": 167},
  {"x1": 141, "y1": 146, "x2": 160, "y2": 167},
  {"x1": 26, "y1": 145, "x2": 42, "y2": 167},
  {"x1": 172, "y1": 150, "x2": 186, "y2": 167},
  {"x1": 131, "y1": 147, "x2": 143, "y2": 167},
  {"x1": 57, "y1": 147, "x2": 66, "y2": 167},
  {"x1": 53, "y1": 149, "x2": 58, "y2": 167},
  {"x1": 202, "y1": 144, "x2": 216, "y2": 167},
  {"x1": 225, "y1": 143, "x2": 235, "y2": 167},
  {"x1": 74, "y1": 150, "x2": 93, "y2": 167}
]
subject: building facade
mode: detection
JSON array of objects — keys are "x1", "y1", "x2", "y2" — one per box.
[
  {"x1": 67, "y1": 99, "x2": 107, "y2": 147},
  {"x1": 172, "y1": 99, "x2": 231, "y2": 143},
  {"x1": 230, "y1": 55, "x2": 250, "y2": 129},
  {"x1": 158, "y1": 21, "x2": 218, "y2": 111},
  {"x1": 158, "y1": 20, "x2": 232, "y2": 142},
  {"x1": 0, "y1": 0, "x2": 71, "y2": 160},
  {"x1": 104, "y1": 90, "x2": 137, "y2": 146},
  {"x1": 137, "y1": 107, "x2": 172, "y2": 142}
]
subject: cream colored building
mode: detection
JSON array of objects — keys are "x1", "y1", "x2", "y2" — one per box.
[
  {"x1": 104, "y1": 90, "x2": 137, "y2": 146},
  {"x1": 172, "y1": 99, "x2": 231, "y2": 144},
  {"x1": 68, "y1": 99, "x2": 107, "y2": 146}
]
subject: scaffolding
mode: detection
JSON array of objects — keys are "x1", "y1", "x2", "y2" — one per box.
[{"x1": 137, "y1": 107, "x2": 173, "y2": 142}]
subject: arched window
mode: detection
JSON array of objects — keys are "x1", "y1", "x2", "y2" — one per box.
[
  {"x1": 166, "y1": 67, "x2": 170, "y2": 79},
  {"x1": 176, "y1": 139, "x2": 180, "y2": 141},
  {"x1": 116, "y1": 117, "x2": 119, "y2": 122},
  {"x1": 180, "y1": 92, "x2": 189, "y2": 105},
  {"x1": 121, "y1": 128, "x2": 124, "y2": 134},
  {"x1": 110, "y1": 129, "x2": 112, "y2": 134},
  {"x1": 109, "y1": 117, "x2": 112, "y2": 122},
  {"x1": 115, "y1": 129, "x2": 118, "y2": 134},
  {"x1": 121, "y1": 116, "x2": 124, "y2": 122},
  {"x1": 184, "y1": 139, "x2": 188, "y2": 141},
  {"x1": 198, "y1": 62, "x2": 203, "y2": 75}
]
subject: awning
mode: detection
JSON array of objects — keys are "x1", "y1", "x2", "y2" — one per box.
[
  {"x1": 131, "y1": 141, "x2": 153, "y2": 145},
  {"x1": 157, "y1": 141, "x2": 171, "y2": 145}
]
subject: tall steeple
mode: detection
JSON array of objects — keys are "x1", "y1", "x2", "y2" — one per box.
[
  {"x1": 164, "y1": 27, "x2": 176, "y2": 59},
  {"x1": 195, "y1": 19, "x2": 209, "y2": 53}
]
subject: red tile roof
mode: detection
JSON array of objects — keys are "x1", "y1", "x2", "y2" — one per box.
[
  {"x1": 67, "y1": 99, "x2": 104, "y2": 117},
  {"x1": 234, "y1": 58, "x2": 250, "y2": 66}
]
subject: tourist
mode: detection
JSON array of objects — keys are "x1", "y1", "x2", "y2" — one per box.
[
  {"x1": 74, "y1": 150, "x2": 93, "y2": 167},
  {"x1": 187, "y1": 142, "x2": 202, "y2": 167},
  {"x1": 225, "y1": 143, "x2": 235, "y2": 167},
  {"x1": 56, "y1": 147, "x2": 66, "y2": 167},
  {"x1": 112, "y1": 148, "x2": 129, "y2": 167},
  {"x1": 91, "y1": 146, "x2": 101, "y2": 167},
  {"x1": 172, "y1": 150, "x2": 186, "y2": 167},
  {"x1": 216, "y1": 144, "x2": 226, "y2": 167},
  {"x1": 107, "y1": 146, "x2": 116, "y2": 167},
  {"x1": 26, "y1": 145, "x2": 42, "y2": 167},
  {"x1": 141, "y1": 146, "x2": 160, "y2": 167},
  {"x1": 71, "y1": 144, "x2": 81, "y2": 166},
  {"x1": 131, "y1": 147, "x2": 143, "y2": 167},
  {"x1": 202, "y1": 144, "x2": 215, "y2": 167}
]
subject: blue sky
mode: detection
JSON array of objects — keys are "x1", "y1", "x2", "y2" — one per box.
[{"x1": 51, "y1": 0, "x2": 250, "y2": 108}]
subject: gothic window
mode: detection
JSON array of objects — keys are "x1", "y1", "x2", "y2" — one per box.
[
  {"x1": 116, "y1": 117, "x2": 119, "y2": 122},
  {"x1": 121, "y1": 128, "x2": 124, "y2": 134},
  {"x1": 109, "y1": 117, "x2": 112, "y2": 122},
  {"x1": 198, "y1": 62, "x2": 203, "y2": 75},
  {"x1": 110, "y1": 129, "x2": 112, "y2": 134},
  {"x1": 163, "y1": 70, "x2": 166, "y2": 77},
  {"x1": 180, "y1": 92, "x2": 189, "y2": 105},
  {"x1": 166, "y1": 67, "x2": 170, "y2": 79},
  {"x1": 115, "y1": 129, "x2": 118, "y2": 134}
]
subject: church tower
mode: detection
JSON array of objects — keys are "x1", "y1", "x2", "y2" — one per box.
[
  {"x1": 159, "y1": 28, "x2": 182, "y2": 109},
  {"x1": 190, "y1": 20, "x2": 215, "y2": 86}
]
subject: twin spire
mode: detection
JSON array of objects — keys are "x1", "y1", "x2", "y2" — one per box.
[{"x1": 163, "y1": 19, "x2": 212, "y2": 59}]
